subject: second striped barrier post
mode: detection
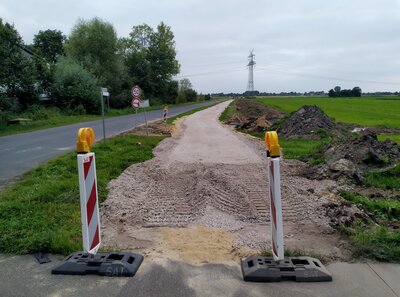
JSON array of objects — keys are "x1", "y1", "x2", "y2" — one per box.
[{"x1": 241, "y1": 131, "x2": 332, "y2": 282}]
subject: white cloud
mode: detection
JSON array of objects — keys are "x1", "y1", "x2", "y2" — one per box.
[{"x1": 1, "y1": 0, "x2": 400, "y2": 93}]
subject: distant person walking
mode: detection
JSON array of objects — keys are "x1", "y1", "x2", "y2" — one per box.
[{"x1": 163, "y1": 105, "x2": 169, "y2": 122}]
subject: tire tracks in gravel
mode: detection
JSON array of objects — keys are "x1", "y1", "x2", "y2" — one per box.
[{"x1": 101, "y1": 101, "x2": 350, "y2": 263}]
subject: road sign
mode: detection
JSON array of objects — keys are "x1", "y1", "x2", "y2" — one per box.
[
  {"x1": 131, "y1": 98, "x2": 140, "y2": 109},
  {"x1": 140, "y1": 100, "x2": 149, "y2": 108},
  {"x1": 101, "y1": 88, "x2": 109, "y2": 97},
  {"x1": 131, "y1": 85, "x2": 141, "y2": 98}
]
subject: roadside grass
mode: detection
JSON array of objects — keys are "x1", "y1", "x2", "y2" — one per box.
[
  {"x1": 363, "y1": 164, "x2": 400, "y2": 190},
  {"x1": 378, "y1": 134, "x2": 400, "y2": 144},
  {"x1": 340, "y1": 192, "x2": 400, "y2": 221},
  {"x1": 0, "y1": 134, "x2": 164, "y2": 254},
  {"x1": 279, "y1": 138, "x2": 325, "y2": 161},
  {"x1": 340, "y1": 192, "x2": 400, "y2": 262},
  {"x1": 0, "y1": 99, "x2": 219, "y2": 137},
  {"x1": 219, "y1": 100, "x2": 237, "y2": 122},
  {"x1": 238, "y1": 130, "x2": 325, "y2": 162},
  {"x1": 256, "y1": 96, "x2": 400, "y2": 128}
]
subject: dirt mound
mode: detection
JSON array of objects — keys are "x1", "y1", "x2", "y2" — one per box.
[
  {"x1": 307, "y1": 130, "x2": 400, "y2": 180},
  {"x1": 227, "y1": 99, "x2": 285, "y2": 132},
  {"x1": 278, "y1": 105, "x2": 336, "y2": 138},
  {"x1": 134, "y1": 120, "x2": 173, "y2": 136}
]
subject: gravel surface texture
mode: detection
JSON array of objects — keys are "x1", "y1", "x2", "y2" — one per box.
[{"x1": 101, "y1": 101, "x2": 349, "y2": 263}]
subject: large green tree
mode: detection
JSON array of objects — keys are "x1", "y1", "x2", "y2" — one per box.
[
  {"x1": 65, "y1": 18, "x2": 123, "y2": 93},
  {"x1": 33, "y1": 29, "x2": 66, "y2": 64},
  {"x1": 147, "y1": 22, "x2": 180, "y2": 99},
  {"x1": 120, "y1": 22, "x2": 180, "y2": 103},
  {"x1": 0, "y1": 19, "x2": 37, "y2": 107}
]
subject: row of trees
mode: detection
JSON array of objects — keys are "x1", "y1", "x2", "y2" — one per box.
[
  {"x1": 328, "y1": 86, "x2": 362, "y2": 97},
  {"x1": 1, "y1": 18, "x2": 200, "y2": 114}
]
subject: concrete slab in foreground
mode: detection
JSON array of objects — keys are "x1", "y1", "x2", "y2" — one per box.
[{"x1": 0, "y1": 255, "x2": 399, "y2": 297}]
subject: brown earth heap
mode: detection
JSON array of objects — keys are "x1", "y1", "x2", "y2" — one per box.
[
  {"x1": 321, "y1": 130, "x2": 400, "y2": 180},
  {"x1": 278, "y1": 105, "x2": 337, "y2": 139},
  {"x1": 227, "y1": 99, "x2": 285, "y2": 132}
]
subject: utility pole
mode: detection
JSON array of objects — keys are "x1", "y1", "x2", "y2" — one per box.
[{"x1": 247, "y1": 49, "x2": 256, "y2": 92}]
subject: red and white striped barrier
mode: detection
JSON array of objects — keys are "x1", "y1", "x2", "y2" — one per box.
[
  {"x1": 265, "y1": 131, "x2": 284, "y2": 261},
  {"x1": 77, "y1": 128, "x2": 101, "y2": 255}
]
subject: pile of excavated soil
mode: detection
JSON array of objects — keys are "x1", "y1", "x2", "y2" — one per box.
[
  {"x1": 227, "y1": 99, "x2": 285, "y2": 132},
  {"x1": 306, "y1": 130, "x2": 400, "y2": 180},
  {"x1": 133, "y1": 120, "x2": 173, "y2": 136},
  {"x1": 101, "y1": 101, "x2": 350, "y2": 263},
  {"x1": 278, "y1": 105, "x2": 337, "y2": 139}
]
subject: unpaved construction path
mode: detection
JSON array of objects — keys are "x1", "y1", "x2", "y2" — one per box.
[{"x1": 101, "y1": 101, "x2": 349, "y2": 264}]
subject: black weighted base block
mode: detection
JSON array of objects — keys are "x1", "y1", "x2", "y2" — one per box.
[
  {"x1": 241, "y1": 256, "x2": 332, "y2": 282},
  {"x1": 52, "y1": 252, "x2": 143, "y2": 277}
]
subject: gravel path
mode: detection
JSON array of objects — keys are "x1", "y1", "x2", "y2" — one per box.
[{"x1": 101, "y1": 101, "x2": 349, "y2": 263}]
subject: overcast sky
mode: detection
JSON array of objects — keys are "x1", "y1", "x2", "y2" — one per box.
[{"x1": 1, "y1": 0, "x2": 400, "y2": 93}]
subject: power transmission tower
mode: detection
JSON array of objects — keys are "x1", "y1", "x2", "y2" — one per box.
[{"x1": 247, "y1": 49, "x2": 256, "y2": 92}]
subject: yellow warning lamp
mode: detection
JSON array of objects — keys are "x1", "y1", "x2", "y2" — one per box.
[
  {"x1": 265, "y1": 131, "x2": 280, "y2": 157},
  {"x1": 76, "y1": 127, "x2": 95, "y2": 153}
]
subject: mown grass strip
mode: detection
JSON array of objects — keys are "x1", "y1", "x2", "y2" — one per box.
[
  {"x1": 219, "y1": 100, "x2": 237, "y2": 122},
  {"x1": 0, "y1": 134, "x2": 164, "y2": 254},
  {"x1": 166, "y1": 102, "x2": 220, "y2": 125}
]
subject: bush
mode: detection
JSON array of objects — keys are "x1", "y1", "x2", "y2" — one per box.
[
  {"x1": 23, "y1": 104, "x2": 61, "y2": 120},
  {"x1": 63, "y1": 104, "x2": 86, "y2": 116},
  {"x1": 110, "y1": 91, "x2": 130, "y2": 109},
  {"x1": 52, "y1": 57, "x2": 100, "y2": 114},
  {"x1": 0, "y1": 112, "x2": 11, "y2": 128},
  {"x1": 0, "y1": 94, "x2": 12, "y2": 112}
]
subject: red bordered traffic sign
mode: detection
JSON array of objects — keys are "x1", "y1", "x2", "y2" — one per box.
[
  {"x1": 131, "y1": 98, "x2": 140, "y2": 109},
  {"x1": 131, "y1": 85, "x2": 141, "y2": 98}
]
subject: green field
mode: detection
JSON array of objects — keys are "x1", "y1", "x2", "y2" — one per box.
[{"x1": 256, "y1": 96, "x2": 400, "y2": 129}]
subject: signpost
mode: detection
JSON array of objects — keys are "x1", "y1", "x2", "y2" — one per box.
[
  {"x1": 131, "y1": 85, "x2": 148, "y2": 136},
  {"x1": 131, "y1": 98, "x2": 140, "y2": 109},
  {"x1": 100, "y1": 88, "x2": 109, "y2": 143}
]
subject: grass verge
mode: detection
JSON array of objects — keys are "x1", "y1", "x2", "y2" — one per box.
[
  {"x1": 0, "y1": 134, "x2": 164, "y2": 254},
  {"x1": 363, "y1": 164, "x2": 400, "y2": 189},
  {"x1": 166, "y1": 102, "x2": 220, "y2": 125},
  {"x1": 340, "y1": 192, "x2": 400, "y2": 262},
  {"x1": 238, "y1": 130, "x2": 325, "y2": 163},
  {"x1": 219, "y1": 100, "x2": 237, "y2": 122}
]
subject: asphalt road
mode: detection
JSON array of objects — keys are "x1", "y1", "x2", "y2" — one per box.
[{"x1": 0, "y1": 100, "x2": 223, "y2": 186}]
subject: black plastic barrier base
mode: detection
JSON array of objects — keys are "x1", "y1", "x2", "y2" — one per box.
[
  {"x1": 52, "y1": 252, "x2": 143, "y2": 277},
  {"x1": 241, "y1": 256, "x2": 332, "y2": 282}
]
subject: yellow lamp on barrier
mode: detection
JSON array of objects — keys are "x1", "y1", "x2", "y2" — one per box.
[
  {"x1": 76, "y1": 127, "x2": 95, "y2": 153},
  {"x1": 265, "y1": 131, "x2": 280, "y2": 157}
]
